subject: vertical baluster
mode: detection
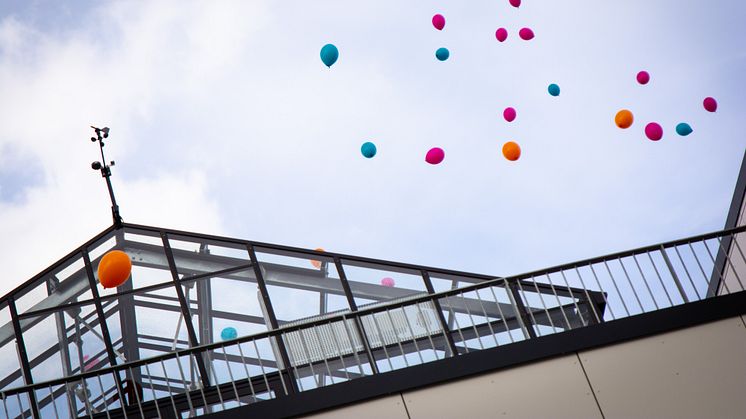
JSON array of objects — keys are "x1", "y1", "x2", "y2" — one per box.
[
  {"x1": 673, "y1": 245, "x2": 702, "y2": 300},
  {"x1": 632, "y1": 255, "x2": 660, "y2": 310},
  {"x1": 159, "y1": 359, "x2": 182, "y2": 418},
  {"x1": 646, "y1": 251, "x2": 674, "y2": 307},
  {"x1": 486, "y1": 285, "x2": 516, "y2": 343}
]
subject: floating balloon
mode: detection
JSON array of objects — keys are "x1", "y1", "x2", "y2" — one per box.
[
  {"x1": 432, "y1": 14, "x2": 445, "y2": 30},
  {"x1": 380, "y1": 277, "x2": 396, "y2": 287},
  {"x1": 320, "y1": 44, "x2": 339, "y2": 68},
  {"x1": 615, "y1": 109, "x2": 634, "y2": 129},
  {"x1": 676, "y1": 123, "x2": 693, "y2": 136},
  {"x1": 97, "y1": 250, "x2": 132, "y2": 289},
  {"x1": 310, "y1": 248, "x2": 324, "y2": 269},
  {"x1": 221, "y1": 327, "x2": 237, "y2": 341},
  {"x1": 361, "y1": 142, "x2": 377, "y2": 158},
  {"x1": 547, "y1": 83, "x2": 560, "y2": 97},
  {"x1": 502, "y1": 141, "x2": 521, "y2": 161},
  {"x1": 435, "y1": 47, "x2": 450, "y2": 61},
  {"x1": 425, "y1": 147, "x2": 445, "y2": 165},
  {"x1": 703, "y1": 97, "x2": 717, "y2": 112},
  {"x1": 509, "y1": 0, "x2": 521, "y2": 8},
  {"x1": 495, "y1": 28, "x2": 508, "y2": 42},
  {"x1": 645, "y1": 122, "x2": 663, "y2": 141},
  {"x1": 519, "y1": 28, "x2": 534, "y2": 41},
  {"x1": 82, "y1": 355, "x2": 98, "y2": 372},
  {"x1": 503, "y1": 107, "x2": 517, "y2": 122},
  {"x1": 636, "y1": 71, "x2": 650, "y2": 85}
]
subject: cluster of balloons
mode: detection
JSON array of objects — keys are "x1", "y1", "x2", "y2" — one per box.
[
  {"x1": 614, "y1": 70, "x2": 717, "y2": 141},
  {"x1": 97, "y1": 250, "x2": 132, "y2": 288},
  {"x1": 496, "y1": 1, "x2": 533, "y2": 43}
]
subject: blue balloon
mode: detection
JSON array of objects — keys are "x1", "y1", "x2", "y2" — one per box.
[
  {"x1": 320, "y1": 44, "x2": 339, "y2": 68},
  {"x1": 361, "y1": 142, "x2": 377, "y2": 158},
  {"x1": 676, "y1": 123, "x2": 693, "y2": 136},
  {"x1": 548, "y1": 83, "x2": 560, "y2": 97},
  {"x1": 435, "y1": 47, "x2": 450, "y2": 61},
  {"x1": 220, "y1": 327, "x2": 237, "y2": 341}
]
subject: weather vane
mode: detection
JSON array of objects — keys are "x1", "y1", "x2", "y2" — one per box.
[{"x1": 90, "y1": 126, "x2": 123, "y2": 227}]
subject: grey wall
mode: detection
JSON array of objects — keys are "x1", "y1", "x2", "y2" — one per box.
[{"x1": 301, "y1": 316, "x2": 746, "y2": 419}]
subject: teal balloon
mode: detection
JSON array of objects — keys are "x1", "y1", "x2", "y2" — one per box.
[
  {"x1": 361, "y1": 142, "x2": 377, "y2": 158},
  {"x1": 548, "y1": 83, "x2": 560, "y2": 97},
  {"x1": 676, "y1": 123, "x2": 693, "y2": 136},
  {"x1": 435, "y1": 47, "x2": 450, "y2": 61},
  {"x1": 221, "y1": 327, "x2": 237, "y2": 341},
  {"x1": 320, "y1": 44, "x2": 339, "y2": 67}
]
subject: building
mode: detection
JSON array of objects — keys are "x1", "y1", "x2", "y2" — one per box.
[{"x1": 0, "y1": 150, "x2": 744, "y2": 418}]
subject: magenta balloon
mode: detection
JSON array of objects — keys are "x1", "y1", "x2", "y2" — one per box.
[
  {"x1": 636, "y1": 71, "x2": 650, "y2": 85},
  {"x1": 509, "y1": 0, "x2": 521, "y2": 8},
  {"x1": 645, "y1": 122, "x2": 663, "y2": 141},
  {"x1": 703, "y1": 97, "x2": 717, "y2": 112},
  {"x1": 503, "y1": 107, "x2": 517, "y2": 122},
  {"x1": 432, "y1": 14, "x2": 445, "y2": 30},
  {"x1": 380, "y1": 277, "x2": 395, "y2": 287},
  {"x1": 495, "y1": 28, "x2": 508, "y2": 42},
  {"x1": 519, "y1": 28, "x2": 534, "y2": 40},
  {"x1": 425, "y1": 147, "x2": 445, "y2": 165}
]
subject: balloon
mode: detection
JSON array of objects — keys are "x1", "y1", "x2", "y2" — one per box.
[
  {"x1": 645, "y1": 122, "x2": 663, "y2": 141},
  {"x1": 221, "y1": 327, "x2": 237, "y2": 341},
  {"x1": 519, "y1": 28, "x2": 534, "y2": 41},
  {"x1": 676, "y1": 123, "x2": 693, "y2": 136},
  {"x1": 361, "y1": 142, "x2": 377, "y2": 158},
  {"x1": 82, "y1": 355, "x2": 98, "y2": 372},
  {"x1": 509, "y1": 0, "x2": 521, "y2": 8},
  {"x1": 495, "y1": 28, "x2": 508, "y2": 42},
  {"x1": 503, "y1": 107, "x2": 517, "y2": 122},
  {"x1": 703, "y1": 97, "x2": 717, "y2": 112},
  {"x1": 432, "y1": 14, "x2": 445, "y2": 30},
  {"x1": 380, "y1": 277, "x2": 395, "y2": 287},
  {"x1": 425, "y1": 147, "x2": 445, "y2": 164},
  {"x1": 615, "y1": 109, "x2": 634, "y2": 129},
  {"x1": 547, "y1": 83, "x2": 560, "y2": 97},
  {"x1": 310, "y1": 248, "x2": 324, "y2": 269},
  {"x1": 636, "y1": 71, "x2": 650, "y2": 85},
  {"x1": 97, "y1": 250, "x2": 132, "y2": 288},
  {"x1": 502, "y1": 141, "x2": 521, "y2": 161},
  {"x1": 435, "y1": 47, "x2": 450, "y2": 61},
  {"x1": 320, "y1": 44, "x2": 339, "y2": 68}
]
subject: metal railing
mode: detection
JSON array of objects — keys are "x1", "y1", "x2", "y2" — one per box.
[{"x1": 0, "y1": 224, "x2": 744, "y2": 418}]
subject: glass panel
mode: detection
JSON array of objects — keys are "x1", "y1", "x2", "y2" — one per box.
[
  {"x1": 254, "y1": 248, "x2": 351, "y2": 324},
  {"x1": 0, "y1": 303, "x2": 23, "y2": 392},
  {"x1": 340, "y1": 260, "x2": 428, "y2": 308},
  {"x1": 19, "y1": 302, "x2": 111, "y2": 383},
  {"x1": 14, "y1": 252, "x2": 93, "y2": 316}
]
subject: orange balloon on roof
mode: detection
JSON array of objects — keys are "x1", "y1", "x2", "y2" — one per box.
[
  {"x1": 502, "y1": 141, "x2": 521, "y2": 161},
  {"x1": 615, "y1": 109, "x2": 634, "y2": 129},
  {"x1": 97, "y1": 250, "x2": 132, "y2": 288},
  {"x1": 310, "y1": 248, "x2": 325, "y2": 269}
]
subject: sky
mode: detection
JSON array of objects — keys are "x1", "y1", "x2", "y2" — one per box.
[{"x1": 0, "y1": 0, "x2": 744, "y2": 297}]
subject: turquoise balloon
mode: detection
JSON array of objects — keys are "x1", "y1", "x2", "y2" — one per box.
[
  {"x1": 435, "y1": 47, "x2": 450, "y2": 61},
  {"x1": 361, "y1": 142, "x2": 377, "y2": 158},
  {"x1": 320, "y1": 44, "x2": 339, "y2": 67},
  {"x1": 676, "y1": 123, "x2": 693, "y2": 136},
  {"x1": 221, "y1": 327, "x2": 237, "y2": 341},
  {"x1": 548, "y1": 83, "x2": 560, "y2": 97}
]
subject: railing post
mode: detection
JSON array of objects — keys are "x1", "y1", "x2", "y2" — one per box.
[
  {"x1": 421, "y1": 271, "x2": 459, "y2": 357},
  {"x1": 660, "y1": 245, "x2": 689, "y2": 303}
]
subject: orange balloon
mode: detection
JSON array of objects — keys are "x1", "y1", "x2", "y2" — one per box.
[
  {"x1": 615, "y1": 109, "x2": 634, "y2": 129},
  {"x1": 310, "y1": 248, "x2": 325, "y2": 269},
  {"x1": 97, "y1": 250, "x2": 132, "y2": 288},
  {"x1": 502, "y1": 141, "x2": 521, "y2": 161}
]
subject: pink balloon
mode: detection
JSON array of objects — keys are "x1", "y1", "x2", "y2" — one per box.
[
  {"x1": 381, "y1": 277, "x2": 395, "y2": 287},
  {"x1": 645, "y1": 122, "x2": 663, "y2": 141},
  {"x1": 83, "y1": 355, "x2": 98, "y2": 372},
  {"x1": 509, "y1": 0, "x2": 521, "y2": 8},
  {"x1": 432, "y1": 14, "x2": 445, "y2": 31},
  {"x1": 495, "y1": 28, "x2": 508, "y2": 42},
  {"x1": 636, "y1": 71, "x2": 650, "y2": 85},
  {"x1": 703, "y1": 97, "x2": 717, "y2": 112},
  {"x1": 425, "y1": 147, "x2": 445, "y2": 165},
  {"x1": 503, "y1": 107, "x2": 517, "y2": 122},
  {"x1": 519, "y1": 28, "x2": 534, "y2": 41}
]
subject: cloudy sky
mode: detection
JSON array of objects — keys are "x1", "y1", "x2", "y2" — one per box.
[{"x1": 0, "y1": 0, "x2": 744, "y2": 296}]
